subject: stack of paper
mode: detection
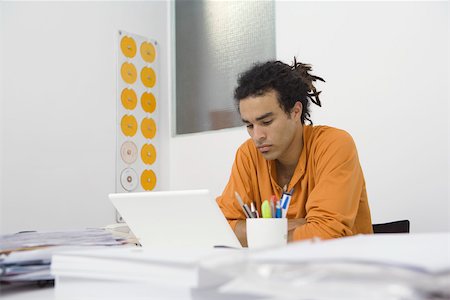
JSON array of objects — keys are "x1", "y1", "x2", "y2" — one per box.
[
  {"x1": 218, "y1": 233, "x2": 450, "y2": 300},
  {"x1": 0, "y1": 229, "x2": 126, "y2": 284},
  {"x1": 50, "y1": 233, "x2": 450, "y2": 300},
  {"x1": 51, "y1": 247, "x2": 243, "y2": 300}
]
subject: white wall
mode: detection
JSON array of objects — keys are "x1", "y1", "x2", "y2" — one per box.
[
  {"x1": 275, "y1": 1, "x2": 449, "y2": 232},
  {"x1": 0, "y1": 1, "x2": 170, "y2": 233},
  {"x1": 169, "y1": 128, "x2": 248, "y2": 198}
]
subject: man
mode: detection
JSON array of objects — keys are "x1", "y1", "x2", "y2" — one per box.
[{"x1": 216, "y1": 58, "x2": 373, "y2": 247}]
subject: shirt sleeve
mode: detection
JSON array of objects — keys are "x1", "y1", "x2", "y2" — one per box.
[
  {"x1": 293, "y1": 129, "x2": 366, "y2": 240},
  {"x1": 216, "y1": 145, "x2": 256, "y2": 230}
]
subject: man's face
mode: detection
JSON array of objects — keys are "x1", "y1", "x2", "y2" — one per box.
[{"x1": 239, "y1": 90, "x2": 302, "y2": 161}]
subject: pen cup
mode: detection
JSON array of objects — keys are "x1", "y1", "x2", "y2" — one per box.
[{"x1": 246, "y1": 218, "x2": 288, "y2": 249}]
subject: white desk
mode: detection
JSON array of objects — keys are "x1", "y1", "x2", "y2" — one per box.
[{"x1": 0, "y1": 284, "x2": 54, "y2": 300}]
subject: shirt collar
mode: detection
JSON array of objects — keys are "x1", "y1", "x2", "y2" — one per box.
[{"x1": 267, "y1": 125, "x2": 311, "y2": 191}]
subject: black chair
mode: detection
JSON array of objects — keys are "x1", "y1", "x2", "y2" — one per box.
[{"x1": 372, "y1": 220, "x2": 410, "y2": 234}]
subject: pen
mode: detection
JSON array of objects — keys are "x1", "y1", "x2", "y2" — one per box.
[
  {"x1": 279, "y1": 185, "x2": 289, "y2": 217},
  {"x1": 280, "y1": 188, "x2": 294, "y2": 218},
  {"x1": 279, "y1": 186, "x2": 287, "y2": 215},
  {"x1": 275, "y1": 200, "x2": 282, "y2": 218},
  {"x1": 250, "y1": 202, "x2": 259, "y2": 218},
  {"x1": 234, "y1": 191, "x2": 253, "y2": 218}
]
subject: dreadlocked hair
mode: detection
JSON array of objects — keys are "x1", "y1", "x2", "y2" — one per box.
[{"x1": 234, "y1": 57, "x2": 325, "y2": 124}]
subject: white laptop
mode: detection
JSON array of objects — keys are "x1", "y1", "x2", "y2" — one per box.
[{"x1": 109, "y1": 190, "x2": 241, "y2": 248}]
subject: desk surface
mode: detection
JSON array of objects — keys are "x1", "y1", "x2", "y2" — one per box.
[{"x1": 0, "y1": 284, "x2": 54, "y2": 300}]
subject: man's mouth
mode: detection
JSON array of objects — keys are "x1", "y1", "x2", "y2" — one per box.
[{"x1": 257, "y1": 145, "x2": 271, "y2": 153}]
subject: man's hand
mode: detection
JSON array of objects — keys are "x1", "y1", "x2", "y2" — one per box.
[
  {"x1": 233, "y1": 219, "x2": 247, "y2": 247},
  {"x1": 288, "y1": 218, "x2": 307, "y2": 242}
]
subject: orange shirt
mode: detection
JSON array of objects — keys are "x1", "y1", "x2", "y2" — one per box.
[{"x1": 216, "y1": 125, "x2": 373, "y2": 241}]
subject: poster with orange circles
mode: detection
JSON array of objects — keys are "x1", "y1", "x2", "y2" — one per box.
[{"x1": 117, "y1": 30, "x2": 159, "y2": 193}]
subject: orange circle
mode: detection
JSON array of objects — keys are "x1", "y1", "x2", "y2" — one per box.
[
  {"x1": 121, "y1": 62, "x2": 137, "y2": 84},
  {"x1": 141, "y1": 118, "x2": 156, "y2": 139},
  {"x1": 121, "y1": 88, "x2": 137, "y2": 110},
  {"x1": 141, "y1": 143, "x2": 157, "y2": 165},
  {"x1": 120, "y1": 115, "x2": 138, "y2": 137},
  {"x1": 141, "y1": 67, "x2": 156, "y2": 88},
  {"x1": 141, "y1": 92, "x2": 156, "y2": 113},
  {"x1": 141, "y1": 169, "x2": 157, "y2": 191},
  {"x1": 120, "y1": 36, "x2": 137, "y2": 58},
  {"x1": 140, "y1": 41, "x2": 156, "y2": 63}
]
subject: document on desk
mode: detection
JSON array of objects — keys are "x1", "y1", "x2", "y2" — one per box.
[
  {"x1": 51, "y1": 247, "x2": 241, "y2": 287},
  {"x1": 249, "y1": 232, "x2": 450, "y2": 273},
  {"x1": 0, "y1": 228, "x2": 125, "y2": 254},
  {"x1": 216, "y1": 233, "x2": 450, "y2": 300},
  {"x1": 51, "y1": 247, "x2": 244, "y2": 300},
  {"x1": 0, "y1": 229, "x2": 126, "y2": 284}
]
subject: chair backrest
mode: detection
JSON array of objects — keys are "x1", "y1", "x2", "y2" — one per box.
[{"x1": 372, "y1": 220, "x2": 410, "y2": 234}]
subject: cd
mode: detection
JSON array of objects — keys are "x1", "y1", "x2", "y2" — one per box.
[
  {"x1": 121, "y1": 88, "x2": 137, "y2": 110},
  {"x1": 120, "y1": 168, "x2": 138, "y2": 191},
  {"x1": 141, "y1": 117, "x2": 156, "y2": 139},
  {"x1": 121, "y1": 115, "x2": 138, "y2": 137},
  {"x1": 120, "y1": 36, "x2": 137, "y2": 58},
  {"x1": 141, "y1": 92, "x2": 156, "y2": 113},
  {"x1": 121, "y1": 141, "x2": 138, "y2": 164},
  {"x1": 140, "y1": 67, "x2": 156, "y2": 88},
  {"x1": 141, "y1": 169, "x2": 157, "y2": 191},
  {"x1": 141, "y1": 143, "x2": 156, "y2": 165},
  {"x1": 140, "y1": 41, "x2": 156, "y2": 63},
  {"x1": 121, "y1": 62, "x2": 137, "y2": 84}
]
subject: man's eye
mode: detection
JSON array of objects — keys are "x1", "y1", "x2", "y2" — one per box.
[
  {"x1": 262, "y1": 120, "x2": 273, "y2": 126},
  {"x1": 246, "y1": 124, "x2": 254, "y2": 129}
]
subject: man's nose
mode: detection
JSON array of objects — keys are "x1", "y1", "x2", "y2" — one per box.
[{"x1": 253, "y1": 125, "x2": 266, "y2": 141}]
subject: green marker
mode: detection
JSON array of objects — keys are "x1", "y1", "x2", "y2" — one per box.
[{"x1": 261, "y1": 200, "x2": 272, "y2": 218}]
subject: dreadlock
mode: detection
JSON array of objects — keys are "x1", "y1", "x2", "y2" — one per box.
[{"x1": 234, "y1": 57, "x2": 325, "y2": 124}]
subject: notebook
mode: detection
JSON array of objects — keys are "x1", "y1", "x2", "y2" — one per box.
[{"x1": 109, "y1": 190, "x2": 242, "y2": 248}]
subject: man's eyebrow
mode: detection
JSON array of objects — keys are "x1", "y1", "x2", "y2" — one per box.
[
  {"x1": 255, "y1": 112, "x2": 274, "y2": 121},
  {"x1": 241, "y1": 112, "x2": 274, "y2": 124}
]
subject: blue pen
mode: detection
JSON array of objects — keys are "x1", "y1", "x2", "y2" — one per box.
[
  {"x1": 280, "y1": 188, "x2": 294, "y2": 218},
  {"x1": 275, "y1": 201, "x2": 282, "y2": 218}
]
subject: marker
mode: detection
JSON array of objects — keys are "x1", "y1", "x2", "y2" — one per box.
[
  {"x1": 280, "y1": 188, "x2": 294, "y2": 218},
  {"x1": 261, "y1": 200, "x2": 272, "y2": 218},
  {"x1": 275, "y1": 201, "x2": 282, "y2": 218},
  {"x1": 234, "y1": 191, "x2": 252, "y2": 218}
]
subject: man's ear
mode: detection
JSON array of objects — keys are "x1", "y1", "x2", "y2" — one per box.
[{"x1": 291, "y1": 101, "x2": 302, "y2": 120}]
